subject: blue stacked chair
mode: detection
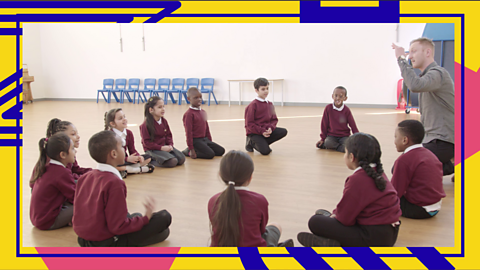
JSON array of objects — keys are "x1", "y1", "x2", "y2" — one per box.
[
  {"x1": 200, "y1": 78, "x2": 218, "y2": 106},
  {"x1": 166, "y1": 78, "x2": 185, "y2": 105},
  {"x1": 138, "y1": 78, "x2": 156, "y2": 103},
  {"x1": 153, "y1": 78, "x2": 170, "y2": 103},
  {"x1": 97, "y1": 78, "x2": 114, "y2": 103},
  {"x1": 123, "y1": 78, "x2": 140, "y2": 103},
  {"x1": 111, "y1": 78, "x2": 126, "y2": 103}
]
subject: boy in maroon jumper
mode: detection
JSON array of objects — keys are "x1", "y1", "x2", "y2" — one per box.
[
  {"x1": 244, "y1": 78, "x2": 287, "y2": 155},
  {"x1": 182, "y1": 87, "x2": 225, "y2": 159},
  {"x1": 392, "y1": 120, "x2": 445, "y2": 219},
  {"x1": 316, "y1": 86, "x2": 359, "y2": 153},
  {"x1": 73, "y1": 131, "x2": 171, "y2": 247}
]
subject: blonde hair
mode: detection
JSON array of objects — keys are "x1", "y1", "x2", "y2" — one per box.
[{"x1": 410, "y1": 37, "x2": 435, "y2": 55}]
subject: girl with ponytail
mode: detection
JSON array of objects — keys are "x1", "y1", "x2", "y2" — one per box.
[
  {"x1": 30, "y1": 132, "x2": 77, "y2": 230},
  {"x1": 298, "y1": 133, "x2": 401, "y2": 247},
  {"x1": 208, "y1": 150, "x2": 293, "y2": 247}
]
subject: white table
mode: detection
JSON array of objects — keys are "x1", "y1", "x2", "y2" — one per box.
[{"x1": 227, "y1": 79, "x2": 285, "y2": 107}]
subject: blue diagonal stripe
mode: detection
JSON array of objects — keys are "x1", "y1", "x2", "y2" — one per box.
[
  {"x1": 408, "y1": 247, "x2": 454, "y2": 270},
  {"x1": 238, "y1": 248, "x2": 268, "y2": 270},
  {"x1": 344, "y1": 247, "x2": 390, "y2": 270},
  {"x1": 288, "y1": 247, "x2": 333, "y2": 270},
  {"x1": 0, "y1": 69, "x2": 22, "y2": 91},
  {"x1": 2, "y1": 100, "x2": 22, "y2": 121}
]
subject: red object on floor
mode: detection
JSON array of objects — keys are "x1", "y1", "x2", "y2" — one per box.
[{"x1": 396, "y1": 79, "x2": 406, "y2": 110}]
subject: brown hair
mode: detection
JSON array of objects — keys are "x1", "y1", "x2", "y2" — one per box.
[
  {"x1": 144, "y1": 96, "x2": 163, "y2": 142},
  {"x1": 211, "y1": 150, "x2": 254, "y2": 247},
  {"x1": 31, "y1": 133, "x2": 72, "y2": 185},
  {"x1": 410, "y1": 37, "x2": 435, "y2": 55},
  {"x1": 187, "y1": 87, "x2": 200, "y2": 97},
  {"x1": 104, "y1": 108, "x2": 123, "y2": 130}
]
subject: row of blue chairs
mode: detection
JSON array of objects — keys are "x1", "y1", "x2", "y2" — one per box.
[{"x1": 97, "y1": 78, "x2": 218, "y2": 106}]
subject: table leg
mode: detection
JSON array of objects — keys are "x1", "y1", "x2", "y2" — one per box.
[{"x1": 239, "y1": 82, "x2": 242, "y2": 106}]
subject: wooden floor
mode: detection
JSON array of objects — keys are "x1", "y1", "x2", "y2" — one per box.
[{"x1": 22, "y1": 101, "x2": 455, "y2": 247}]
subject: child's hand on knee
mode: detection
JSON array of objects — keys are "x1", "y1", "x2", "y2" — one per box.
[{"x1": 143, "y1": 196, "x2": 156, "y2": 220}]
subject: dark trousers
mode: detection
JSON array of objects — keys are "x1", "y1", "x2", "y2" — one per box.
[
  {"x1": 78, "y1": 210, "x2": 171, "y2": 247},
  {"x1": 248, "y1": 127, "x2": 288, "y2": 155},
  {"x1": 400, "y1": 196, "x2": 439, "y2": 219},
  {"x1": 308, "y1": 214, "x2": 399, "y2": 247},
  {"x1": 49, "y1": 202, "x2": 73, "y2": 230},
  {"x1": 193, "y1": 137, "x2": 225, "y2": 159},
  {"x1": 324, "y1": 136, "x2": 349, "y2": 153},
  {"x1": 423, "y1": 139, "x2": 454, "y2": 175}
]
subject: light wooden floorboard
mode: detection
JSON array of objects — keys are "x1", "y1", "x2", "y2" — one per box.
[{"x1": 22, "y1": 101, "x2": 454, "y2": 247}]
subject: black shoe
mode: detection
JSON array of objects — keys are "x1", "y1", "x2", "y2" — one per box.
[
  {"x1": 278, "y1": 239, "x2": 294, "y2": 247},
  {"x1": 297, "y1": 232, "x2": 340, "y2": 247},
  {"x1": 147, "y1": 164, "x2": 155, "y2": 173},
  {"x1": 182, "y1": 148, "x2": 190, "y2": 157},
  {"x1": 121, "y1": 170, "x2": 127, "y2": 179},
  {"x1": 315, "y1": 209, "x2": 332, "y2": 216},
  {"x1": 245, "y1": 137, "x2": 254, "y2": 152},
  {"x1": 451, "y1": 174, "x2": 454, "y2": 182}
]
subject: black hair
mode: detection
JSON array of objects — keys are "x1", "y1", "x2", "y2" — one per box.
[
  {"x1": 31, "y1": 133, "x2": 72, "y2": 185},
  {"x1": 254, "y1": 78, "x2": 269, "y2": 90},
  {"x1": 211, "y1": 150, "x2": 254, "y2": 247},
  {"x1": 187, "y1": 87, "x2": 200, "y2": 97},
  {"x1": 88, "y1": 130, "x2": 118, "y2": 164},
  {"x1": 104, "y1": 108, "x2": 123, "y2": 131},
  {"x1": 397, "y1": 120, "x2": 425, "y2": 145},
  {"x1": 46, "y1": 118, "x2": 73, "y2": 138},
  {"x1": 345, "y1": 133, "x2": 386, "y2": 191},
  {"x1": 144, "y1": 96, "x2": 163, "y2": 142},
  {"x1": 334, "y1": 86, "x2": 347, "y2": 96}
]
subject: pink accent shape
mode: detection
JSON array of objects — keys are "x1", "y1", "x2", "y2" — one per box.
[
  {"x1": 36, "y1": 247, "x2": 180, "y2": 270},
  {"x1": 462, "y1": 64, "x2": 480, "y2": 162}
]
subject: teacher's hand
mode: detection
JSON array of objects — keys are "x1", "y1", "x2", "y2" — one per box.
[{"x1": 392, "y1": 43, "x2": 407, "y2": 59}]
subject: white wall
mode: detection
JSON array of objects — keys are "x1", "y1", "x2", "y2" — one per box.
[
  {"x1": 22, "y1": 23, "x2": 426, "y2": 105},
  {"x1": 397, "y1": 23, "x2": 426, "y2": 50},
  {"x1": 22, "y1": 24, "x2": 46, "y2": 99}
]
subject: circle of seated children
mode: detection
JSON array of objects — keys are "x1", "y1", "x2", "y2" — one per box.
[{"x1": 29, "y1": 77, "x2": 446, "y2": 248}]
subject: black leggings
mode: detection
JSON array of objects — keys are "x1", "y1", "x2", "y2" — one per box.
[
  {"x1": 78, "y1": 210, "x2": 172, "y2": 247},
  {"x1": 423, "y1": 139, "x2": 454, "y2": 176},
  {"x1": 308, "y1": 214, "x2": 399, "y2": 247},
  {"x1": 192, "y1": 137, "x2": 225, "y2": 159},
  {"x1": 248, "y1": 127, "x2": 288, "y2": 155}
]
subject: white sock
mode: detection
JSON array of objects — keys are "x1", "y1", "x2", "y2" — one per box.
[
  {"x1": 141, "y1": 166, "x2": 150, "y2": 173},
  {"x1": 126, "y1": 166, "x2": 141, "y2": 174}
]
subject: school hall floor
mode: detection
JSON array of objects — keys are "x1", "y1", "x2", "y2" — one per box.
[{"x1": 22, "y1": 101, "x2": 455, "y2": 248}]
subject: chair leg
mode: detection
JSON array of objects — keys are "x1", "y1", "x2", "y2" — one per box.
[
  {"x1": 97, "y1": 91, "x2": 99, "y2": 103},
  {"x1": 108, "y1": 92, "x2": 111, "y2": 103},
  {"x1": 179, "y1": 92, "x2": 182, "y2": 105},
  {"x1": 212, "y1": 92, "x2": 218, "y2": 105}
]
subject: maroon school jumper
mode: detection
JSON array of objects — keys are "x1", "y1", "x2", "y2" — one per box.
[
  {"x1": 391, "y1": 146, "x2": 446, "y2": 206},
  {"x1": 30, "y1": 163, "x2": 76, "y2": 230},
  {"x1": 244, "y1": 99, "x2": 278, "y2": 136},
  {"x1": 333, "y1": 169, "x2": 401, "y2": 226},
  {"x1": 139, "y1": 118, "x2": 174, "y2": 152},
  {"x1": 320, "y1": 104, "x2": 359, "y2": 141},
  {"x1": 116, "y1": 128, "x2": 141, "y2": 162},
  {"x1": 66, "y1": 160, "x2": 92, "y2": 180},
  {"x1": 73, "y1": 168, "x2": 149, "y2": 241},
  {"x1": 208, "y1": 189, "x2": 269, "y2": 247},
  {"x1": 183, "y1": 108, "x2": 212, "y2": 150}
]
